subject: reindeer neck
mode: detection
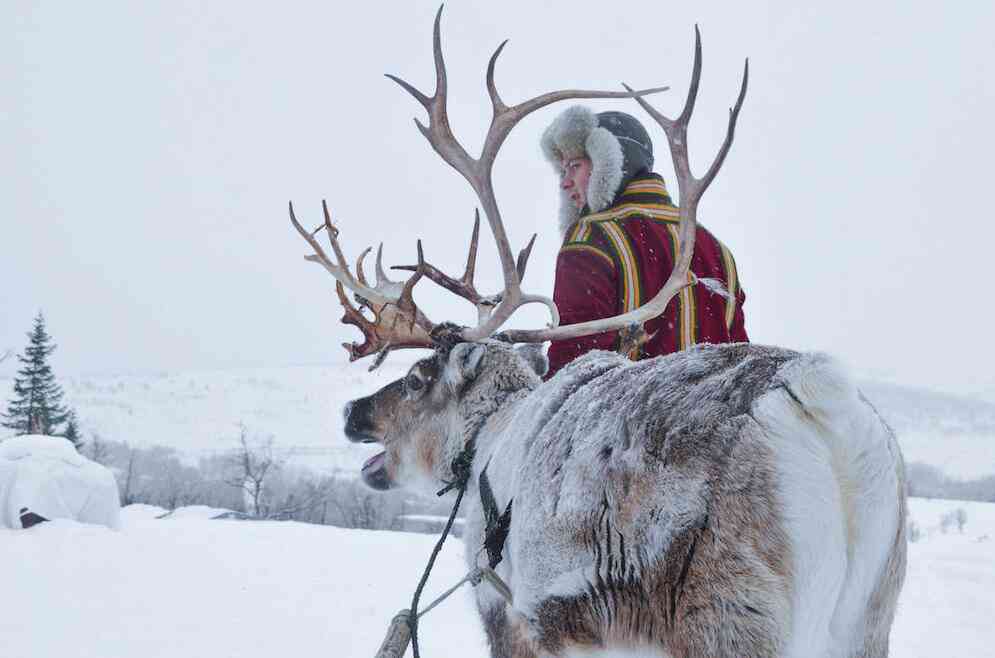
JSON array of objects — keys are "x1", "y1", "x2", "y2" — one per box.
[{"x1": 465, "y1": 388, "x2": 531, "y2": 495}]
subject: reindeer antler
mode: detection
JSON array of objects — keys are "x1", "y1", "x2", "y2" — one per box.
[
  {"x1": 391, "y1": 210, "x2": 494, "y2": 325},
  {"x1": 387, "y1": 5, "x2": 668, "y2": 342},
  {"x1": 499, "y1": 27, "x2": 749, "y2": 344},
  {"x1": 392, "y1": 210, "x2": 543, "y2": 326},
  {"x1": 287, "y1": 200, "x2": 435, "y2": 367}
]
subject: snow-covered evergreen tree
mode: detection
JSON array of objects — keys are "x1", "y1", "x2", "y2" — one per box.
[
  {"x1": 1, "y1": 313, "x2": 70, "y2": 436},
  {"x1": 63, "y1": 409, "x2": 83, "y2": 450}
]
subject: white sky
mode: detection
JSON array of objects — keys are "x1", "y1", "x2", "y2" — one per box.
[{"x1": 3, "y1": 1, "x2": 994, "y2": 395}]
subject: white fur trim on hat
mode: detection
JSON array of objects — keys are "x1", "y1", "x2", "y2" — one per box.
[{"x1": 541, "y1": 106, "x2": 625, "y2": 237}]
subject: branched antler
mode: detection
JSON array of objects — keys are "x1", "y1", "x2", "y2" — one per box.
[
  {"x1": 500, "y1": 27, "x2": 749, "y2": 344},
  {"x1": 386, "y1": 5, "x2": 668, "y2": 342},
  {"x1": 392, "y1": 210, "x2": 542, "y2": 325},
  {"x1": 287, "y1": 201, "x2": 435, "y2": 366},
  {"x1": 392, "y1": 210, "x2": 494, "y2": 324}
]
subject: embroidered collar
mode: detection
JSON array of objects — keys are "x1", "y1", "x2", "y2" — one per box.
[{"x1": 579, "y1": 173, "x2": 679, "y2": 224}]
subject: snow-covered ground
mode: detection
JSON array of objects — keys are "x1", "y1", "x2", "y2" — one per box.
[
  {"x1": 2, "y1": 361, "x2": 993, "y2": 479},
  {"x1": 2, "y1": 508, "x2": 485, "y2": 658},
  {"x1": 2, "y1": 498, "x2": 992, "y2": 658},
  {"x1": 895, "y1": 499, "x2": 995, "y2": 657}
]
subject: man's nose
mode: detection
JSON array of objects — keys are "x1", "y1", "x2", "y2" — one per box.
[{"x1": 560, "y1": 176, "x2": 572, "y2": 190}]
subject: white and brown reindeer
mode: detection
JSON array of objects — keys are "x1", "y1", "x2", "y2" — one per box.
[{"x1": 288, "y1": 9, "x2": 907, "y2": 657}]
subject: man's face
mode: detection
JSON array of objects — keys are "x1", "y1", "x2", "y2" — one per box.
[{"x1": 560, "y1": 156, "x2": 592, "y2": 210}]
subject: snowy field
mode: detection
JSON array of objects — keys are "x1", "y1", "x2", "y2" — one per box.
[
  {"x1": 2, "y1": 498, "x2": 993, "y2": 658},
  {"x1": 1, "y1": 362, "x2": 422, "y2": 473}
]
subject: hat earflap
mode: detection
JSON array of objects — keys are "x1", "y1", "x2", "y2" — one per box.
[
  {"x1": 584, "y1": 127, "x2": 624, "y2": 214},
  {"x1": 540, "y1": 105, "x2": 624, "y2": 237}
]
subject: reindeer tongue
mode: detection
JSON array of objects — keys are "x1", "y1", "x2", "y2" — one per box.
[
  {"x1": 361, "y1": 451, "x2": 391, "y2": 490},
  {"x1": 362, "y1": 451, "x2": 386, "y2": 476}
]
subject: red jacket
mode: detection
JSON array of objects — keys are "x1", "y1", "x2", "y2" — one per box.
[{"x1": 546, "y1": 174, "x2": 747, "y2": 378}]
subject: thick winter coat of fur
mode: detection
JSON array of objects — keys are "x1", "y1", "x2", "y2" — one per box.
[{"x1": 344, "y1": 342, "x2": 907, "y2": 658}]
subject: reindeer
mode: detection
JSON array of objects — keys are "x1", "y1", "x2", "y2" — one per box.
[{"x1": 288, "y1": 9, "x2": 907, "y2": 657}]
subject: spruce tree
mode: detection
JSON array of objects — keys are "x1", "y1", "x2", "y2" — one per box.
[
  {"x1": 63, "y1": 409, "x2": 83, "y2": 450},
  {"x1": 2, "y1": 313, "x2": 70, "y2": 436}
]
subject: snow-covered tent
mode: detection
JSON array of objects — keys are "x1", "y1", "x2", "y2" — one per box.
[{"x1": 0, "y1": 435, "x2": 121, "y2": 530}]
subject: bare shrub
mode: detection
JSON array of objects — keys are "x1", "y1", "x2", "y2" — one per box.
[
  {"x1": 955, "y1": 507, "x2": 968, "y2": 532},
  {"x1": 940, "y1": 508, "x2": 968, "y2": 534},
  {"x1": 85, "y1": 432, "x2": 112, "y2": 466},
  {"x1": 223, "y1": 424, "x2": 286, "y2": 518}
]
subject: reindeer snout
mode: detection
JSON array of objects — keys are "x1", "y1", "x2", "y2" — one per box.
[{"x1": 343, "y1": 397, "x2": 378, "y2": 444}]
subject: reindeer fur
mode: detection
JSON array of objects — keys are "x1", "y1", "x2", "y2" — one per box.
[{"x1": 344, "y1": 342, "x2": 907, "y2": 658}]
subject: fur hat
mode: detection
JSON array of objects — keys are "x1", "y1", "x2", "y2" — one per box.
[{"x1": 541, "y1": 106, "x2": 654, "y2": 235}]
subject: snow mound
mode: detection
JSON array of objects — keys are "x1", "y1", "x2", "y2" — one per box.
[
  {"x1": 155, "y1": 504, "x2": 236, "y2": 520},
  {"x1": 0, "y1": 433, "x2": 86, "y2": 463},
  {"x1": 120, "y1": 504, "x2": 169, "y2": 522},
  {"x1": 0, "y1": 434, "x2": 120, "y2": 530}
]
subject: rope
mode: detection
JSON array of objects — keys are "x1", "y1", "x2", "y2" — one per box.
[
  {"x1": 414, "y1": 569, "x2": 481, "y2": 619},
  {"x1": 408, "y1": 443, "x2": 475, "y2": 658}
]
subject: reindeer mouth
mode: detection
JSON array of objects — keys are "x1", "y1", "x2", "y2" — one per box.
[
  {"x1": 346, "y1": 430, "x2": 380, "y2": 444},
  {"x1": 361, "y1": 451, "x2": 392, "y2": 490}
]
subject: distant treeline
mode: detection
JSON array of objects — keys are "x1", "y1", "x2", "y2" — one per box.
[
  {"x1": 906, "y1": 461, "x2": 995, "y2": 502},
  {"x1": 82, "y1": 428, "x2": 451, "y2": 532}
]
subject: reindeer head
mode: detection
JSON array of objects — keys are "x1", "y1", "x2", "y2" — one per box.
[{"x1": 343, "y1": 341, "x2": 545, "y2": 494}]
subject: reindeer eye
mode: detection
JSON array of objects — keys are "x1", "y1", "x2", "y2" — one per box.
[{"x1": 406, "y1": 374, "x2": 424, "y2": 391}]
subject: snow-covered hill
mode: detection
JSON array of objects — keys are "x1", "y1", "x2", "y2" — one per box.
[
  {"x1": 859, "y1": 380, "x2": 995, "y2": 478},
  {"x1": 1, "y1": 359, "x2": 993, "y2": 478},
  {"x1": 1, "y1": 497, "x2": 992, "y2": 658},
  {"x1": 2, "y1": 360, "x2": 423, "y2": 474}
]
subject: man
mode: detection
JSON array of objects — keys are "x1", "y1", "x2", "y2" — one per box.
[{"x1": 541, "y1": 106, "x2": 748, "y2": 378}]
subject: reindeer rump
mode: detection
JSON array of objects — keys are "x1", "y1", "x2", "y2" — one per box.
[{"x1": 468, "y1": 343, "x2": 906, "y2": 658}]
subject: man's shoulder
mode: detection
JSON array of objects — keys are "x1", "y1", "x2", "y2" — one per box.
[
  {"x1": 611, "y1": 214, "x2": 729, "y2": 250},
  {"x1": 581, "y1": 203, "x2": 681, "y2": 226}
]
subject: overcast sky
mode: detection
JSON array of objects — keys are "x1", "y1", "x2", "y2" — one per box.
[{"x1": 3, "y1": 1, "x2": 994, "y2": 396}]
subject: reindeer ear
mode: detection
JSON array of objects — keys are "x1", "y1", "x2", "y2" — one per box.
[
  {"x1": 515, "y1": 344, "x2": 549, "y2": 378},
  {"x1": 449, "y1": 343, "x2": 487, "y2": 384}
]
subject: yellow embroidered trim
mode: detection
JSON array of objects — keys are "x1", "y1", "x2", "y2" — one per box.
[
  {"x1": 718, "y1": 241, "x2": 739, "y2": 331},
  {"x1": 623, "y1": 180, "x2": 669, "y2": 194},
  {"x1": 581, "y1": 203, "x2": 680, "y2": 224},
  {"x1": 567, "y1": 222, "x2": 593, "y2": 243},
  {"x1": 663, "y1": 224, "x2": 696, "y2": 349},
  {"x1": 560, "y1": 243, "x2": 616, "y2": 269},
  {"x1": 598, "y1": 222, "x2": 641, "y2": 315},
  {"x1": 680, "y1": 282, "x2": 697, "y2": 348}
]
